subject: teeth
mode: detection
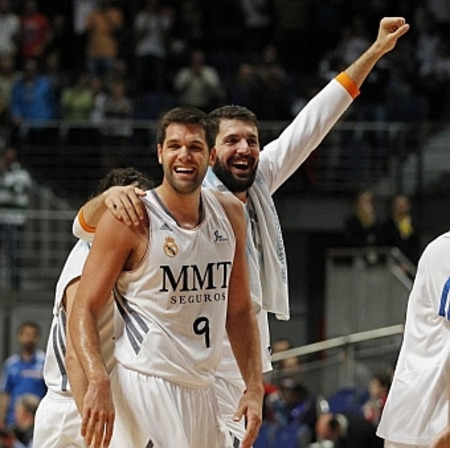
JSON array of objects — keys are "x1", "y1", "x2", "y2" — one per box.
[{"x1": 175, "y1": 168, "x2": 194, "y2": 173}]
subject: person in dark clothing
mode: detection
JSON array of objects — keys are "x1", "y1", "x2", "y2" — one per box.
[
  {"x1": 381, "y1": 194, "x2": 421, "y2": 265},
  {"x1": 343, "y1": 188, "x2": 383, "y2": 248},
  {"x1": 313, "y1": 410, "x2": 383, "y2": 448}
]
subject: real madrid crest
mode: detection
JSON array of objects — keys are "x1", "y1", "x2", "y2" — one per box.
[{"x1": 163, "y1": 237, "x2": 178, "y2": 257}]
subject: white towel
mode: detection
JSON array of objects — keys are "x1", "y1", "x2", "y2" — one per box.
[{"x1": 204, "y1": 168, "x2": 290, "y2": 321}]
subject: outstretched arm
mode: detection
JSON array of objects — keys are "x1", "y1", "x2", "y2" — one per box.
[{"x1": 344, "y1": 17, "x2": 410, "y2": 88}]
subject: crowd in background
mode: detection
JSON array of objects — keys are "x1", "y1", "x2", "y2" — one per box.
[{"x1": 1, "y1": 0, "x2": 450, "y2": 152}]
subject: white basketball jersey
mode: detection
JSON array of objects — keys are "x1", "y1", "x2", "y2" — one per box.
[
  {"x1": 43, "y1": 239, "x2": 116, "y2": 395},
  {"x1": 377, "y1": 231, "x2": 450, "y2": 446},
  {"x1": 113, "y1": 188, "x2": 236, "y2": 388}
]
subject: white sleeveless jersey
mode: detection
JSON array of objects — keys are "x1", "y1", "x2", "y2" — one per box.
[
  {"x1": 113, "y1": 188, "x2": 236, "y2": 388},
  {"x1": 43, "y1": 239, "x2": 116, "y2": 395}
]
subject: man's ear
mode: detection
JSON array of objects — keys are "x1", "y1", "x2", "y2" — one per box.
[
  {"x1": 209, "y1": 147, "x2": 216, "y2": 167},
  {"x1": 157, "y1": 144, "x2": 163, "y2": 164}
]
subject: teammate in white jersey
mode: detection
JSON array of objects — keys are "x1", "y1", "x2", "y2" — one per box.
[
  {"x1": 72, "y1": 17, "x2": 410, "y2": 444},
  {"x1": 32, "y1": 168, "x2": 153, "y2": 448},
  {"x1": 376, "y1": 231, "x2": 450, "y2": 448},
  {"x1": 69, "y1": 106, "x2": 263, "y2": 448}
]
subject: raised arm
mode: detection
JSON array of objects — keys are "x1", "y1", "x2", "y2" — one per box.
[
  {"x1": 219, "y1": 193, "x2": 264, "y2": 448},
  {"x1": 344, "y1": 17, "x2": 409, "y2": 88}
]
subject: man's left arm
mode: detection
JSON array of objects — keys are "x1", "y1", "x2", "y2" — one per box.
[{"x1": 221, "y1": 194, "x2": 264, "y2": 448}]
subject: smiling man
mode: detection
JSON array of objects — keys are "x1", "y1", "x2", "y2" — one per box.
[{"x1": 68, "y1": 106, "x2": 263, "y2": 448}]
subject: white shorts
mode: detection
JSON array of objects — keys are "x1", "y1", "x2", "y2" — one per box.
[
  {"x1": 110, "y1": 363, "x2": 233, "y2": 448},
  {"x1": 214, "y1": 376, "x2": 246, "y2": 446},
  {"x1": 33, "y1": 391, "x2": 84, "y2": 448}
]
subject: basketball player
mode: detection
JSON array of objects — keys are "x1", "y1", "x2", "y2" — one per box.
[
  {"x1": 376, "y1": 230, "x2": 450, "y2": 447},
  {"x1": 73, "y1": 17, "x2": 410, "y2": 444},
  {"x1": 33, "y1": 168, "x2": 153, "y2": 448},
  {"x1": 68, "y1": 106, "x2": 263, "y2": 448}
]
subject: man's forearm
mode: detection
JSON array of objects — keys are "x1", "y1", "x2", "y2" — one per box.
[{"x1": 227, "y1": 309, "x2": 263, "y2": 392}]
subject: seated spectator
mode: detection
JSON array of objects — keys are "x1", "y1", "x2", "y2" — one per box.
[{"x1": 381, "y1": 193, "x2": 421, "y2": 266}]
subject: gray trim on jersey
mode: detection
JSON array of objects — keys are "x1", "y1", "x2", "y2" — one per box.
[
  {"x1": 114, "y1": 288, "x2": 149, "y2": 354},
  {"x1": 52, "y1": 309, "x2": 69, "y2": 392}
]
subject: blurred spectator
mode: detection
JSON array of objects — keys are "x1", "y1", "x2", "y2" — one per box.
[
  {"x1": 0, "y1": 147, "x2": 32, "y2": 291},
  {"x1": 0, "y1": 0, "x2": 20, "y2": 59},
  {"x1": 101, "y1": 79, "x2": 134, "y2": 170},
  {"x1": 250, "y1": 58, "x2": 293, "y2": 121},
  {"x1": 312, "y1": 410, "x2": 382, "y2": 448},
  {"x1": 381, "y1": 193, "x2": 422, "y2": 266},
  {"x1": 60, "y1": 72, "x2": 95, "y2": 146},
  {"x1": 18, "y1": 0, "x2": 52, "y2": 65},
  {"x1": 102, "y1": 58, "x2": 130, "y2": 94},
  {"x1": 60, "y1": 72, "x2": 94, "y2": 122},
  {"x1": 9, "y1": 57, "x2": 57, "y2": 125},
  {"x1": 173, "y1": 48, "x2": 226, "y2": 110},
  {"x1": 272, "y1": 337, "x2": 301, "y2": 373},
  {"x1": 335, "y1": 347, "x2": 372, "y2": 392},
  {"x1": 89, "y1": 75, "x2": 107, "y2": 125},
  {"x1": 84, "y1": 0, "x2": 124, "y2": 78},
  {"x1": 238, "y1": 0, "x2": 274, "y2": 62},
  {"x1": 278, "y1": 377, "x2": 319, "y2": 432},
  {"x1": 72, "y1": 0, "x2": 98, "y2": 71},
  {"x1": 0, "y1": 322, "x2": 46, "y2": 427},
  {"x1": 226, "y1": 62, "x2": 258, "y2": 107},
  {"x1": 0, "y1": 55, "x2": 20, "y2": 143},
  {"x1": 9, "y1": 57, "x2": 58, "y2": 146},
  {"x1": 133, "y1": 0, "x2": 174, "y2": 95},
  {"x1": 343, "y1": 189, "x2": 384, "y2": 254},
  {"x1": 45, "y1": 13, "x2": 73, "y2": 74},
  {"x1": 11, "y1": 393, "x2": 40, "y2": 447},
  {"x1": 362, "y1": 371, "x2": 391, "y2": 427}
]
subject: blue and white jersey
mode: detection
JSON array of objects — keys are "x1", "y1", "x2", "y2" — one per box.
[
  {"x1": 377, "y1": 231, "x2": 450, "y2": 446},
  {"x1": 43, "y1": 239, "x2": 115, "y2": 395},
  {"x1": 113, "y1": 188, "x2": 236, "y2": 388}
]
